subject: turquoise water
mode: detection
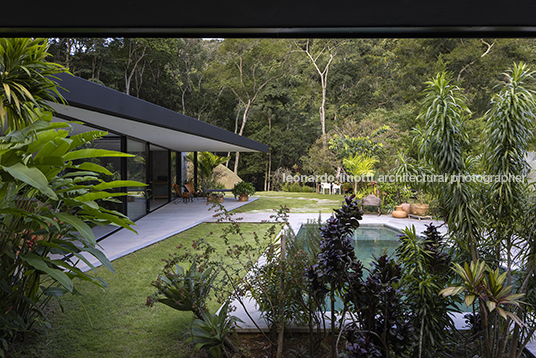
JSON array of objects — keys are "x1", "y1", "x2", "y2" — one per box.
[{"x1": 352, "y1": 226, "x2": 400, "y2": 267}]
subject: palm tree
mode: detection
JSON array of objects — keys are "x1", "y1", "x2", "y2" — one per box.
[
  {"x1": 187, "y1": 152, "x2": 230, "y2": 190},
  {"x1": 343, "y1": 154, "x2": 378, "y2": 194},
  {"x1": 0, "y1": 38, "x2": 68, "y2": 131}
]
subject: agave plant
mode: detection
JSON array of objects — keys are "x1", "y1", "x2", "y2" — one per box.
[
  {"x1": 147, "y1": 259, "x2": 217, "y2": 318},
  {"x1": 186, "y1": 301, "x2": 243, "y2": 358}
]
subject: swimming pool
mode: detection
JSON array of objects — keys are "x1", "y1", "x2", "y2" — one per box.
[
  {"x1": 351, "y1": 225, "x2": 401, "y2": 266},
  {"x1": 295, "y1": 223, "x2": 402, "y2": 264}
]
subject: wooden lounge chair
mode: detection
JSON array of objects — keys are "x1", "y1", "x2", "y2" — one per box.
[
  {"x1": 184, "y1": 182, "x2": 202, "y2": 199},
  {"x1": 173, "y1": 183, "x2": 192, "y2": 203}
]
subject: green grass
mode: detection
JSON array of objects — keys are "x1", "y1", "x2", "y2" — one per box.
[
  {"x1": 10, "y1": 222, "x2": 276, "y2": 358},
  {"x1": 236, "y1": 191, "x2": 348, "y2": 214}
]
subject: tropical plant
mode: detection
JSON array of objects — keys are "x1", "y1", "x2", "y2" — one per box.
[
  {"x1": 418, "y1": 63, "x2": 536, "y2": 358},
  {"x1": 345, "y1": 254, "x2": 416, "y2": 358},
  {"x1": 0, "y1": 38, "x2": 67, "y2": 131},
  {"x1": 186, "y1": 301, "x2": 243, "y2": 358},
  {"x1": 187, "y1": 152, "x2": 230, "y2": 190},
  {"x1": 440, "y1": 260, "x2": 526, "y2": 356},
  {"x1": 343, "y1": 154, "x2": 378, "y2": 193},
  {"x1": 146, "y1": 259, "x2": 217, "y2": 318},
  {"x1": 0, "y1": 116, "x2": 143, "y2": 356},
  {"x1": 396, "y1": 224, "x2": 458, "y2": 358},
  {"x1": 231, "y1": 180, "x2": 255, "y2": 197},
  {"x1": 311, "y1": 194, "x2": 362, "y2": 358}
]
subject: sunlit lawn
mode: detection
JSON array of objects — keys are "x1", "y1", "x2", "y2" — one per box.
[
  {"x1": 236, "y1": 190, "x2": 348, "y2": 214},
  {"x1": 10, "y1": 222, "x2": 275, "y2": 358}
]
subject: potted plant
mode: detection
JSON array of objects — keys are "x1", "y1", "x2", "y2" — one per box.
[
  {"x1": 232, "y1": 181, "x2": 255, "y2": 201},
  {"x1": 410, "y1": 190, "x2": 430, "y2": 216}
]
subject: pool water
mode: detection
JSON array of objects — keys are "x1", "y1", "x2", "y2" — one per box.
[{"x1": 352, "y1": 226, "x2": 400, "y2": 266}]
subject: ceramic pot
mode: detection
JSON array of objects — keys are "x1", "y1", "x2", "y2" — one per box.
[
  {"x1": 400, "y1": 203, "x2": 411, "y2": 214},
  {"x1": 410, "y1": 203, "x2": 429, "y2": 216},
  {"x1": 238, "y1": 194, "x2": 249, "y2": 202},
  {"x1": 392, "y1": 205, "x2": 407, "y2": 218}
]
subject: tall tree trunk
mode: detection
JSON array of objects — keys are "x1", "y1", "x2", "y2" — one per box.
[
  {"x1": 234, "y1": 101, "x2": 251, "y2": 174},
  {"x1": 298, "y1": 39, "x2": 335, "y2": 149}
]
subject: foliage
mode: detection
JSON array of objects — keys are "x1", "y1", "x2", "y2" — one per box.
[
  {"x1": 396, "y1": 224, "x2": 458, "y2": 358},
  {"x1": 329, "y1": 125, "x2": 390, "y2": 162},
  {"x1": 417, "y1": 63, "x2": 536, "y2": 358},
  {"x1": 187, "y1": 152, "x2": 230, "y2": 190},
  {"x1": 282, "y1": 182, "x2": 315, "y2": 193},
  {"x1": 345, "y1": 255, "x2": 416, "y2": 358},
  {"x1": 376, "y1": 181, "x2": 410, "y2": 208},
  {"x1": 231, "y1": 181, "x2": 256, "y2": 197},
  {"x1": 0, "y1": 117, "x2": 143, "y2": 356},
  {"x1": 343, "y1": 154, "x2": 378, "y2": 193},
  {"x1": 249, "y1": 233, "x2": 312, "y2": 337},
  {"x1": 0, "y1": 38, "x2": 67, "y2": 131},
  {"x1": 186, "y1": 302, "x2": 243, "y2": 358},
  {"x1": 148, "y1": 202, "x2": 290, "y2": 355},
  {"x1": 146, "y1": 259, "x2": 217, "y2": 318}
]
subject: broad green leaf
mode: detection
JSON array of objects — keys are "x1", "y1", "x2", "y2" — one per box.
[
  {"x1": 74, "y1": 162, "x2": 112, "y2": 175},
  {"x1": 84, "y1": 247, "x2": 115, "y2": 274},
  {"x1": 73, "y1": 191, "x2": 127, "y2": 202},
  {"x1": 63, "y1": 149, "x2": 134, "y2": 161},
  {"x1": 33, "y1": 156, "x2": 64, "y2": 167},
  {"x1": 1, "y1": 162, "x2": 57, "y2": 200},
  {"x1": 54, "y1": 212, "x2": 96, "y2": 246},
  {"x1": 79, "y1": 208, "x2": 136, "y2": 233},
  {"x1": 25, "y1": 129, "x2": 60, "y2": 153},
  {"x1": 93, "y1": 180, "x2": 147, "y2": 190},
  {"x1": 68, "y1": 130, "x2": 108, "y2": 151},
  {"x1": 21, "y1": 253, "x2": 73, "y2": 292}
]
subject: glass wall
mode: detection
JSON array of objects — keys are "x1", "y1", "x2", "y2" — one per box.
[
  {"x1": 149, "y1": 144, "x2": 170, "y2": 211},
  {"x1": 127, "y1": 138, "x2": 147, "y2": 221},
  {"x1": 83, "y1": 135, "x2": 123, "y2": 239}
]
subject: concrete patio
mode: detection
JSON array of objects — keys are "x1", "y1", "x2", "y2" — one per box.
[{"x1": 77, "y1": 197, "x2": 259, "y2": 272}]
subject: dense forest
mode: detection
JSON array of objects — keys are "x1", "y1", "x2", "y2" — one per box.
[{"x1": 47, "y1": 38, "x2": 536, "y2": 189}]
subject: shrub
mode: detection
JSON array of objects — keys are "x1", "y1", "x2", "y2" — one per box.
[
  {"x1": 231, "y1": 181, "x2": 256, "y2": 197},
  {"x1": 0, "y1": 118, "x2": 142, "y2": 355}
]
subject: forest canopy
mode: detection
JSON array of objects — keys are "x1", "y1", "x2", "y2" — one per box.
[{"x1": 46, "y1": 38, "x2": 536, "y2": 189}]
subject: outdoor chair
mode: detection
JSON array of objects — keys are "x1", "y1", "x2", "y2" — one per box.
[
  {"x1": 320, "y1": 182, "x2": 331, "y2": 194},
  {"x1": 361, "y1": 194, "x2": 382, "y2": 216},
  {"x1": 184, "y1": 182, "x2": 202, "y2": 199},
  {"x1": 173, "y1": 183, "x2": 192, "y2": 203},
  {"x1": 331, "y1": 183, "x2": 341, "y2": 194}
]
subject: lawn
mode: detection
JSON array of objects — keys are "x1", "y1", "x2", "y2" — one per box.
[
  {"x1": 10, "y1": 222, "x2": 277, "y2": 358},
  {"x1": 235, "y1": 191, "x2": 348, "y2": 214}
]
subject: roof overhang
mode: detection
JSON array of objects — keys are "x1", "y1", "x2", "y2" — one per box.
[{"x1": 50, "y1": 73, "x2": 268, "y2": 153}]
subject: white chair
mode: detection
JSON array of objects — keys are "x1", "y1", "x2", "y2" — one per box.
[
  {"x1": 320, "y1": 182, "x2": 331, "y2": 194},
  {"x1": 331, "y1": 183, "x2": 341, "y2": 194}
]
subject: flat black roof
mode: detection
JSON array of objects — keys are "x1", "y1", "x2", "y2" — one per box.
[{"x1": 51, "y1": 73, "x2": 268, "y2": 153}]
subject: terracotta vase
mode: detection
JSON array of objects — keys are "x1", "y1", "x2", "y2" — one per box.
[
  {"x1": 410, "y1": 203, "x2": 429, "y2": 216},
  {"x1": 392, "y1": 205, "x2": 407, "y2": 218},
  {"x1": 238, "y1": 194, "x2": 249, "y2": 202},
  {"x1": 400, "y1": 203, "x2": 411, "y2": 214}
]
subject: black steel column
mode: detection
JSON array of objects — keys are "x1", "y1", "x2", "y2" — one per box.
[
  {"x1": 176, "y1": 152, "x2": 182, "y2": 187},
  {"x1": 193, "y1": 151, "x2": 198, "y2": 191},
  {"x1": 120, "y1": 135, "x2": 128, "y2": 216}
]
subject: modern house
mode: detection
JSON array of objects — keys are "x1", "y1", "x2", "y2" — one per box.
[{"x1": 48, "y1": 73, "x2": 268, "y2": 223}]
